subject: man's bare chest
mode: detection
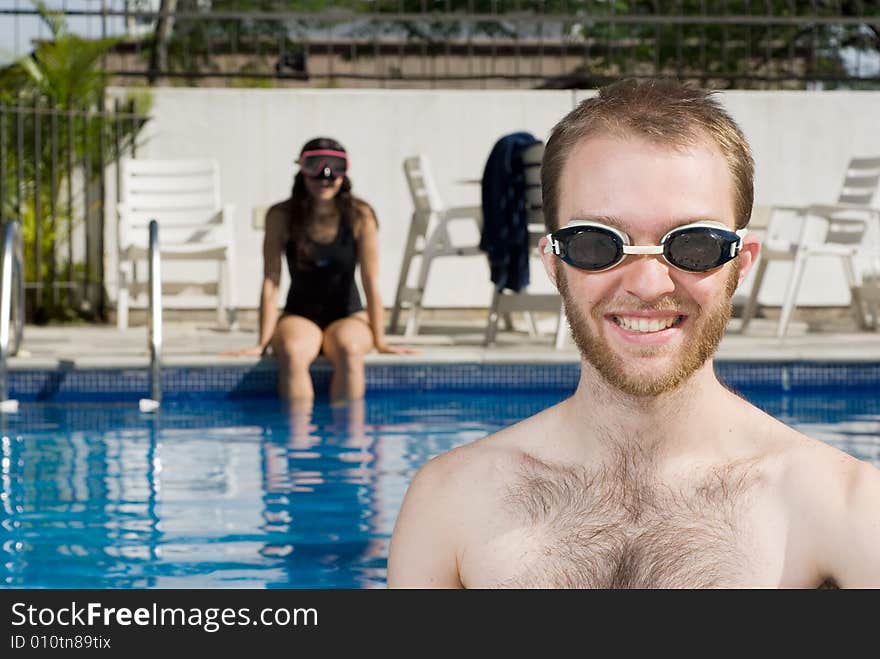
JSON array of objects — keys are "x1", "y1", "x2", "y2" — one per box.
[{"x1": 461, "y1": 457, "x2": 784, "y2": 588}]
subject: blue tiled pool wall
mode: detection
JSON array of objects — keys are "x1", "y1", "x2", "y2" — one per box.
[
  {"x1": 3, "y1": 389, "x2": 876, "y2": 438},
  {"x1": 4, "y1": 361, "x2": 880, "y2": 402}
]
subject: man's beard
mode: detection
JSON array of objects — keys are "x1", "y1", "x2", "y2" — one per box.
[{"x1": 557, "y1": 262, "x2": 739, "y2": 397}]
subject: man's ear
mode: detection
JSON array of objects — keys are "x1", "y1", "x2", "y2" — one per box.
[
  {"x1": 736, "y1": 232, "x2": 761, "y2": 286},
  {"x1": 539, "y1": 235, "x2": 561, "y2": 290}
]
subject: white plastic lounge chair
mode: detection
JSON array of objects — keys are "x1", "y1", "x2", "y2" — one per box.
[
  {"x1": 739, "y1": 155, "x2": 880, "y2": 339},
  {"x1": 389, "y1": 154, "x2": 484, "y2": 336},
  {"x1": 116, "y1": 157, "x2": 237, "y2": 330}
]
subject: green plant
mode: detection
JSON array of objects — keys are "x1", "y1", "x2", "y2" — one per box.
[{"x1": 0, "y1": 1, "x2": 152, "y2": 322}]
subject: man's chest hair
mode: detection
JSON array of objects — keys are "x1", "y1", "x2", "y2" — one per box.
[{"x1": 496, "y1": 448, "x2": 763, "y2": 588}]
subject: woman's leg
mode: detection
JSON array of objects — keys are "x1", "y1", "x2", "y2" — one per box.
[
  {"x1": 271, "y1": 314, "x2": 324, "y2": 401},
  {"x1": 321, "y1": 311, "x2": 374, "y2": 403},
  {"x1": 330, "y1": 397, "x2": 369, "y2": 449},
  {"x1": 286, "y1": 397, "x2": 317, "y2": 450}
]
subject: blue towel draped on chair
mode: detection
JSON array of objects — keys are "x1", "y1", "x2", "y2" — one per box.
[{"x1": 479, "y1": 131, "x2": 542, "y2": 293}]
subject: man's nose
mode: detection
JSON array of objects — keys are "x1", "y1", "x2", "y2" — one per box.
[{"x1": 619, "y1": 255, "x2": 676, "y2": 302}]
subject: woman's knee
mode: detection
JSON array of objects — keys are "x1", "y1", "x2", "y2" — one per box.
[
  {"x1": 275, "y1": 335, "x2": 320, "y2": 369},
  {"x1": 324, "y1": 336, "x2": 368, "y2": 366}
]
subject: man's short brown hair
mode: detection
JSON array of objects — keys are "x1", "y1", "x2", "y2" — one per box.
[{"x1": 541, "y1": 77, "x2": 754, "y2": 232}]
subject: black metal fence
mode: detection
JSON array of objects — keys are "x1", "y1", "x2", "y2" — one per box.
[
  {"x1": 0, "y1": 97, "x2": 150, "y2": 323},
  {"x1": 2, "y1": 2, "x2": 879, "y2": 89}
]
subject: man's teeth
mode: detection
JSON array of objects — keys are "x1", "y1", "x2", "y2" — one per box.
[{"x1": 613, "y1": 315, "x2": 681, "y2": 333}]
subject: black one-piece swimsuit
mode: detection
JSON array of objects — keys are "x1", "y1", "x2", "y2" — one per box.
[{"x1": 282, "y1": 222, "x2": 363, "y2": 330}]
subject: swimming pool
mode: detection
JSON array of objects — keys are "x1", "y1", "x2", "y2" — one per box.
[{"x1": 1, "y1": 364, "x2": 878, "y2": 589}]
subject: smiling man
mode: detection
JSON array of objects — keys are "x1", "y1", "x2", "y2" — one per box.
[{"x1": 387, "y1": 78, "x2": 880, "y2": 588}]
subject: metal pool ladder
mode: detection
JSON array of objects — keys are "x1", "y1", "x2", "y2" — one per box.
[
  {"x1": 0, "y1": 220, "x2": 24, "y2": 413},
  {"x1": 139, "y1": 219, "x2": 163, "y2": 413}
]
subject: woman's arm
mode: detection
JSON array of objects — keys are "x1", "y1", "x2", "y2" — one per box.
[
  {"x1": 356, "y1": 206, "x2": 389, "y2": 350},
  {"x1": 224, "y1": 205, "x2": 285, "y2": 356},
  {"x1": 356, "y1": 203, "x2": 416, "y2": 354},
  {"x1": 257, "y1": 278, "x2": 280, "y2": 352},
  {"x1": 256, "y1": 207, "x2": 285, "y2": 351}
]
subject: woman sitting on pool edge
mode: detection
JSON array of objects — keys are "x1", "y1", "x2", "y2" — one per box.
[{"x1": 227, "y1": 137, "x2": 414, "y2": 402}]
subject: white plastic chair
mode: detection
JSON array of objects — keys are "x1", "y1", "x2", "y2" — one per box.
[
  {"x1": 116, "y1": 157, "x2": 237, "y2": 330},
  {"x1": 483, "y1": 142, "x2": 568, "y2": 348},
  {"x1": 740, "y1": 155, "x2": 880, "y2": 338},
  {"x1": 389, "y1": 154, "x2": 483, "y2": 336}
]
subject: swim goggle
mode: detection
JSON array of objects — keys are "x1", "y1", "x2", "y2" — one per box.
[
  {"x1": 544, "y1": 220, "x2": 747, "y2": 273},
  {"x1": 298, "y1": 149, "x2": 348, "y2": 179}
]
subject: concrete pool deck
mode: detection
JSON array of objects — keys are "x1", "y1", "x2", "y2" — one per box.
[{"x1": 7, "y1": 308, "x2": 880, "y2": 370}]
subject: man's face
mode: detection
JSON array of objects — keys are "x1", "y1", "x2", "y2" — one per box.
[{"x1": 542, "y1": 134, "x2": 758, "y2": 397}]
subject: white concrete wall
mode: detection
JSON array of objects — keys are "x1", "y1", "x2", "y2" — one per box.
[{"x1": 106, "y1": 87, "x2": 880, "y2": 312}]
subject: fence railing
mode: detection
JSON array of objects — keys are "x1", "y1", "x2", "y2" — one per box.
[
  {"x1": 2, "y1": 3, "x2": 879, "y2": 89},
  {"x1": 0, "y1": 97, "x2": 150, "y2": 323}
]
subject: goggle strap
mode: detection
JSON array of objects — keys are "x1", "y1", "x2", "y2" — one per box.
[
  {"x1": 622, "y1": 245, "x2": 664, "y2": 255},
  {"x1": 731, "y1": 229, "x2": 747, "y2": 256}
]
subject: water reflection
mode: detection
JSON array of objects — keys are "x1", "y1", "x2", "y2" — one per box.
[
  {"x1": 260, "y1": 398, "x2": 386, "y2": 588},
  {"x1": 0, "y1": 406, "x2": 163, "y2": 588}
]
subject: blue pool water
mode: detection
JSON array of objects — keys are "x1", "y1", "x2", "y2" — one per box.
[{"x1": 1, "y1": 388, "x2": 878, "y2": 589}]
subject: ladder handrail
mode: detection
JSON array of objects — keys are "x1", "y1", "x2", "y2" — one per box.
[
  {"x1": 0, "y1": 220, "x2": 24, "y2": 406},
  {"x1": 146, "y1": 219, "x2": 162, "y2": 407}
]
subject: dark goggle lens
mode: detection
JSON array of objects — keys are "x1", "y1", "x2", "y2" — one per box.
[
  {"x1": 301, "y1": 155, "x2": 347, "y2": 177},
  {"x1": 564, "y1": 228, "x2": 623, "y2": 270},
  {"x1": 664, "y1": 228, "x2": 727, "y2": 272}
]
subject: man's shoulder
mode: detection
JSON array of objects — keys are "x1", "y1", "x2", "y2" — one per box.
[
  {"x1": 765, "y1": 419, "x2": 880, "y2": 584},
  {"x1": 407, "y1": 412, "x2": 554, "y2": 509},
  {"x1": 736, "y1": 396, "x2": 850, "y2": 465},
  {"x1": 408, "y1": 396, "x2": 678, "y2": 519},
  {"x1": 772, "y1": 422, "x2": 862, "y2": 472},
  {"x1": 413, "y1": 432, "x2": 529, "y2": 495},
  {"x1": 763, "y1": 419, "x2": 878, "y2": 509}
]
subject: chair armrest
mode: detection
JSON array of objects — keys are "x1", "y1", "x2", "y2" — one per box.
[
  {"x1": 805, "y1": 203, "x2": 880, "y2": 219},
  {"x1": 213, "y1": 203, "x2": 237, "y2": 224},
  {"x1": 440, "y1": 205, "x2": 483, "y2": 227},
  {"x1": 765, "y1": 204, "x2": 810, "y2": 215},
  {"x1": 765, "y1": 203, "x2": 879, "y2": 218},
  {"x1": 756, "y1": 205, "x2": 811, "y2": 233},
  {"x1": 208, "y1": 203, "x2": 237, "y2": 241}
]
